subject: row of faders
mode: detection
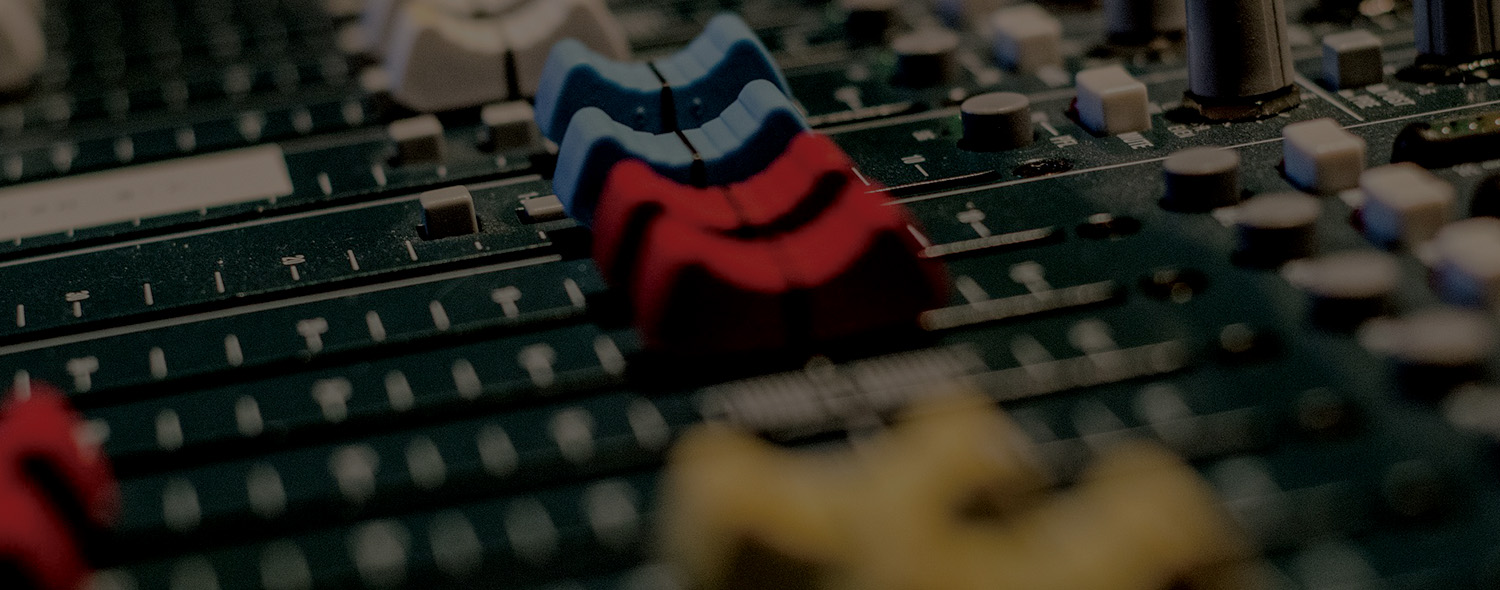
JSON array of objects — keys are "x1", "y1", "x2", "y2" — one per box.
[{"x1": 534, "y1": 14, "x2": 947, "y2": 354}]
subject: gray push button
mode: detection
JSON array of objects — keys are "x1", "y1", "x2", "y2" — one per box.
[
  {"x1": 421, "y1": 186, "x2": 480, "y2": 239},
  {"x1": 1322, "y1": 30, "x2": 1384, "y2": 89}
]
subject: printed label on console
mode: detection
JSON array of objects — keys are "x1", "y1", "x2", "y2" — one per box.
[{"x1": 0, "y1": 145, "x2": 294, "y2": 241}]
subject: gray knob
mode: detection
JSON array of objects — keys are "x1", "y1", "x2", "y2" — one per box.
[
  {"x1": 0, "y1": 0, "x2": 44, "y2": 93},
  {"x1": 1414, "y1": 0, "x2": 1500, "y2": 61},
  {"x1": 892, "y1": 29, "x2": 961, "y2": 87},
  {"x1": 1105, "y1": 0, "x2": 1186, "y2": 40},
  {"x1": 960, "y1": 92, "x2": 1034, "y2": 151},
  {"x1": 1183, "y1": 0, "x2": 1300, "y2": 120},
  {"x1": 1284, "y1": 250, "x2": 1401, "y2": 329},
  {"x1": 1162, "y1": 147, "x2": 1242, "y2": 211},
  {"x1": 841, "y1": 0, "x2": 896, "y2": 47},
  {"x1": 1235, "y1": 192, "x2": 1322, "y2": 265}
]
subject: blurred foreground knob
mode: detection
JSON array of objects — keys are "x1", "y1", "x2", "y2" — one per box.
[
  {"x1": 0, "y1": 0, "x2": 44, "y2": 93},
  {"x1": 990, "y1": 4, "x2": 1063, "y2": 74},
  {"x1": 1284, "y1": 250, "x2": 1401, "y2": 329},
  {"x1": 1104, "y1": 0, "x2": 1186, "y2": 43},
  {"x1": 842, "y1": 0, "x2": 897, "y2": 47},
  {"x1": 1362, "y1": 308, "x2": 1496, "y2": 396},
  {"x1": 1234, "y1": 192, "x2": 1322, "y2": 265},
  {"x1": 1432, "y1": 217, "x2": 1500, "y2": 307}
]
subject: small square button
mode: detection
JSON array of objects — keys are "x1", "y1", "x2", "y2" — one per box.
[
  {"x1": 420, "y1": 186, "x2": 479, "y2": 239},
  {"x1": 1075, "y1": 65, "x2": 1150, "y2": 136},
  {"x1": 1361, "y1": 163, "x2": 1455, "y2": 246},
  {"x1": 1322, "y1": 30, "x2": 1384, "y2": 90},
  {"x1": 1284, "y1": 118, "x2": 1367, "y2": 194}
]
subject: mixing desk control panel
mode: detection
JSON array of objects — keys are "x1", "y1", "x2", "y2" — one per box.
[{"x1": 8, "y1": 0, "x2": 1500, "y2": 588}]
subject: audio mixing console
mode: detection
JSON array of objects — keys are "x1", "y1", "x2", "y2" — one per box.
[{"x1": 8, "y1": 0, "x2": 1500, "y2": 588}]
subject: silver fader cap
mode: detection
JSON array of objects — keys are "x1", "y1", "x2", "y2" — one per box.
[
  {"x1": 1322, "y1": 30, "x2": 1384, "y2": 90},
  {"x1": 1360, "y1": 163, "x2": 1455, "y2": 247},
  {"x1": 379, "y1": 0, "x2": 627, "y2": 111},
  {"x1": 960, "y1": 92, "x2": 1034, "y2": 151},
  {"x1": 989, "y1": 4, "x2": 1063, "y2": 74},
  {"x1": 388, "y1": 114, "x2": 448, "y2": 165},
  {"x1": 1284, "y1": 250, "x2": 1401, "y2": 328},
  {"x1": 383, "y1": 4, "x2": 511, "y2": 113},
  {"x1": 503, "y1": 0, "x2": 630, "y2": 97},
  {"x1": 1433, "y1": 217, "x2": 1500, "y2": 307},
  {"x1": 1235, "y1": 192, "x2": 1322, "y2": 265},
  {"x1": 1283, "y1": 118, "x2": 1367, "y2": 195},
  {"x1": 1162, "y1": 147, "x2": 1242, "y2": 212},
  {"x1": 1075, "y1": 65, "x2": 1151, "y2": 136},
  {"x1": 420, "y1": 186, "x2": 480, "y2": 239}
]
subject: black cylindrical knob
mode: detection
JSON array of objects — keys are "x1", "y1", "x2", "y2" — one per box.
[
  {"x1": 1184, "y1": 0, "x2": 1299, "y2": 119},
  {"x1": 1234, "y1": 192, "x2": 1322, "y2": 265},
  {"x1": 1186, "y1": 0, "x2": 1294, "y2": 98},
  {"x1": 1414, "y1": 0, "x2": 1500, "y2": 61},
  {"x1": 892, "y1": 29, "x2": 960, "y2": 87},
  {"x1": 842, "y1": 0, "x2": 896, "y2": 47},
  {"x1": 1105, "y1": 0, "x2": 1186, "y2": 41},
  {"x1": 960, "y1": 92, "x2": 1034, "y2": 151},
  {"x1": 1162, "y1": 147, "x2": 1241, "y2": 211}
]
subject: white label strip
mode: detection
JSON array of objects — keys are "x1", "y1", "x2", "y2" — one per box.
[{"x1": 0, "y1": 145, "x2": 294, "y2": 242}]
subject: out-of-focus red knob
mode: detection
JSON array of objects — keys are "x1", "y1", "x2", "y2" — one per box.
[{"x1": 0, "y1": 383, "x2": 118, "y2": 590}]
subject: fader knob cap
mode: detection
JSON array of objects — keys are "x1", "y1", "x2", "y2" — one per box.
[
  {"x1": 503, "y1": 0, "x2": 629, "y2": 98},
  {"x1": 0, "y1": 0, "x2": 45, "y2": 93},
  {"x1": 382, "y1": 3, "x2": 511, "y2": 112},
  {"x1": 1162, "y1": 147, "x2": 1242, "y2": 212},
  {"x1": 960, "y1": 92, "x2": 1034, "y2": 151},
  {"x1": 0, "y1": 383, "x2": 120, "y2": 590}
]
